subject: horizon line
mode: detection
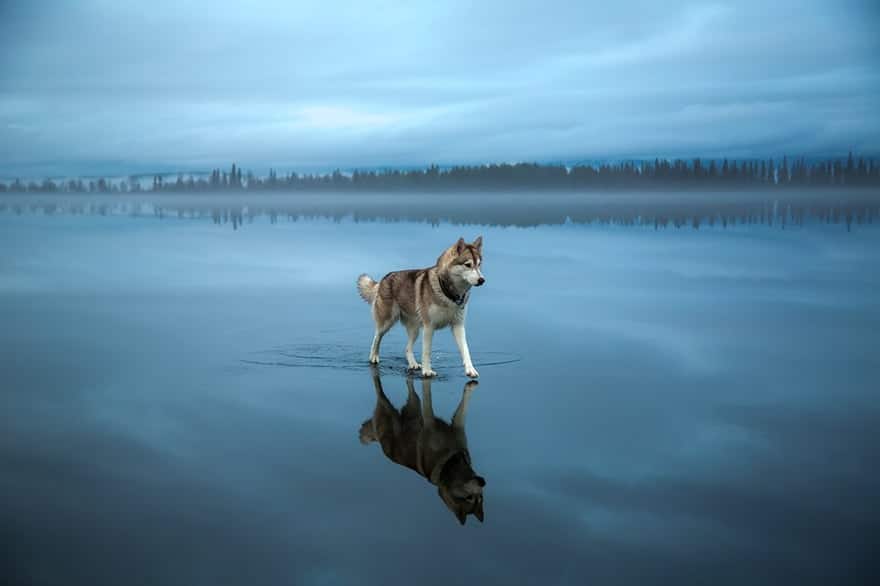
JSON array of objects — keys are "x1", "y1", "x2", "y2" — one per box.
[{"x1": 1, "y1": 151, "x2": 878, "y2": 182}]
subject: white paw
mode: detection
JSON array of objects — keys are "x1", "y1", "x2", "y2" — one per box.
[
  {"x1": 369, "y1": 355, "x2": 379, "y2": 365},
  {"x1": 407, "y1": 361, "x2": 422, "y2": 371},
  {"x1": 465, "y1": 367, "x2": 480, "y2": 378},
  {"x1": 421, "y1": 367, "x2": 437, "y2": 378}
]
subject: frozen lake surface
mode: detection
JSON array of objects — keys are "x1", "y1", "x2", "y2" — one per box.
[{"x1": 2, "y1": 193, "x2": 878, "y2": 585}]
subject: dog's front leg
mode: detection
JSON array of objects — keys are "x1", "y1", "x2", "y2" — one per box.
[
  {"x1": 452, "y1": 380, "x2": 478, "y2": 430},
  {"x1": 420, "y1": 377, "x2": 435, "y2": 425},
  {"x1": 421, "y1": 325, "x2": 437, "y2": 377},
  {"x1": 452, "y1": 322, "x2": 479, "y2": 378}
]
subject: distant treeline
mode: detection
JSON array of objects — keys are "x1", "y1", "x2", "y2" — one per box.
[{"x1": 2, "y1": 154, "x2": 879, "y2": 193}]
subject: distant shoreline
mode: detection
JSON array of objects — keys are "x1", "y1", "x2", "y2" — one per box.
[
  {"x1": 3, "y1": 185, "x2": 880, "y2": 196},
  {"x1": 2, "y1": 155, "x2": 878, "y2": 194}
]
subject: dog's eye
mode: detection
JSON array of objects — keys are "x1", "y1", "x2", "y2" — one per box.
[{"x1": 464, "y1": 261, "x2": 473, "y2": 268}]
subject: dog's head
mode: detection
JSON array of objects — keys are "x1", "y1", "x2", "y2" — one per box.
[
  {"x1": 437, "y1": 453, "x2": 486, "y2": 525},
  {"x1": 440, "y1": 236, "x2": 485, "y2": 287}
]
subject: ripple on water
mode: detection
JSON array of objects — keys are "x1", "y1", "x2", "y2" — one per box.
[{"x1": 241, "y1": 343, "x2": 520, "y2": 379}]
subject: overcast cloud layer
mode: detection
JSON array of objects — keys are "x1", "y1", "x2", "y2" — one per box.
[{"x1": 1, "y1": 0, "x2": 878, "y2": 176}]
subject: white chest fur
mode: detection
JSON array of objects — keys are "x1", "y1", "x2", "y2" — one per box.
[{"x1": 426, "y1": 301, "x2": 464, "y2": 329}]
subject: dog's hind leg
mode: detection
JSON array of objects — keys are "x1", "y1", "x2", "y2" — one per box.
[
  {"x1": 371, "y1": 367, "x2": 396, "y2": 413},
  {"x1": 361, "y1": 367, "x2": 386, "y2": 445},
  {"x1": 369, "y1": 323, "x2": 392, "y2": 364},
  {"x1": 404, "y1": 322, "x2": 421, "y2": 370},
  {"x1": 369, "y1": 302, "x2": 397, "y2": 365},
  {"x1": 370, "y1": 317, "x2": 395, "y2": 364},
  {"x1": 370, "y1": 364, "x2": 387, "y2": 396}
]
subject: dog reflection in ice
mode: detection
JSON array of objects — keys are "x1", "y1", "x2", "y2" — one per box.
[{"x1": 359, "y1": 368, "x2": 485, "y2": 525}]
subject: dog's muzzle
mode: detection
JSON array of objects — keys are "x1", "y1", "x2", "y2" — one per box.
[{"x1": 476, "y1": 277, "x2": 485, "y2": 286}]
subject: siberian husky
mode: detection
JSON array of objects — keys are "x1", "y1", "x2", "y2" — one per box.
[
  {"x1": 360, "y1": 368, "x2": 485, "y2": 525},
  {"x1": 356, "y1": 236, "x2": 485, "y2": 378}
]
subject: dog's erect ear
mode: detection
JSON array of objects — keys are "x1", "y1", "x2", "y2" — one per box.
[
  {"x1": 474, "y1": 499, "x2": 484, "y2": 523},
  {"x1": 472, "y1": 236, "x2": 483, "y2": 252},
  {"x1": 455, "y1": 507, "x2": 467, "y2": 525},
  {"x1": 455, "y1": 237, "x2": 466, "y2": 255}
]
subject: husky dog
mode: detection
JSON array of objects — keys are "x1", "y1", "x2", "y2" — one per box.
[
  {"x1": 357, "y1": 236, "x2": 485, "y2": 378},
  {"x1": 359, "y1": 368, "x2": 485, "y2": 525}
]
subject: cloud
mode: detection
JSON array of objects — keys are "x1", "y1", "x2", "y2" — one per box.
[
  {"x1": 0, "y1": 0, "x2": 878, "y2": 176},
  {"x1": 536, "y1": 402, "x2": 879, "y2": 584}
]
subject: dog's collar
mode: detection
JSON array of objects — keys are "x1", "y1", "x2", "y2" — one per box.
[
  {"x1": 438, "y1": 274, "x2": 468, "y2": 306},
  {"x1": 429, "y1": 450, "x2": 471, "y2": 485}
]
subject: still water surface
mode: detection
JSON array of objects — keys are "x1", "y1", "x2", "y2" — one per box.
[{"x1": 2, "y1": 195, "x2": 878, "y2": 585}]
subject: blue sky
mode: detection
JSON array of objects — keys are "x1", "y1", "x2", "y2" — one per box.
[{"x1": 1, "y1": 0, "x2": 878, "y2": 176}]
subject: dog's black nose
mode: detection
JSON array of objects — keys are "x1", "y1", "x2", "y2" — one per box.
[{"x1": 476, "y1": 277, "x2": 485, "y2": 286}]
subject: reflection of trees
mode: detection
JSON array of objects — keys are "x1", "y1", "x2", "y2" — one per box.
[
  {"x1": 3, "y1": 154, "x2": 880, "y2": 194},
  {"x1": 3, "y1": 156, "x2": 878, "y2": 231},
  {"x1": 6, "y1": 191, "x2": 878, "y2": 232}
]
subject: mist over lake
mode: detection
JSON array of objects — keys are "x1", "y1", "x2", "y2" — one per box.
[{"x1": 2, "y1": 192, "x2": 877, "y2": 585}]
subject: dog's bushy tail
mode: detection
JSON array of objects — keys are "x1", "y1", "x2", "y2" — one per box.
[
  {"x1": 359, "y1": 418, "x2": 377, "y2": 444},
  {"x1": 357, "y1": 274, "x2": 378, "y2": 304}
]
